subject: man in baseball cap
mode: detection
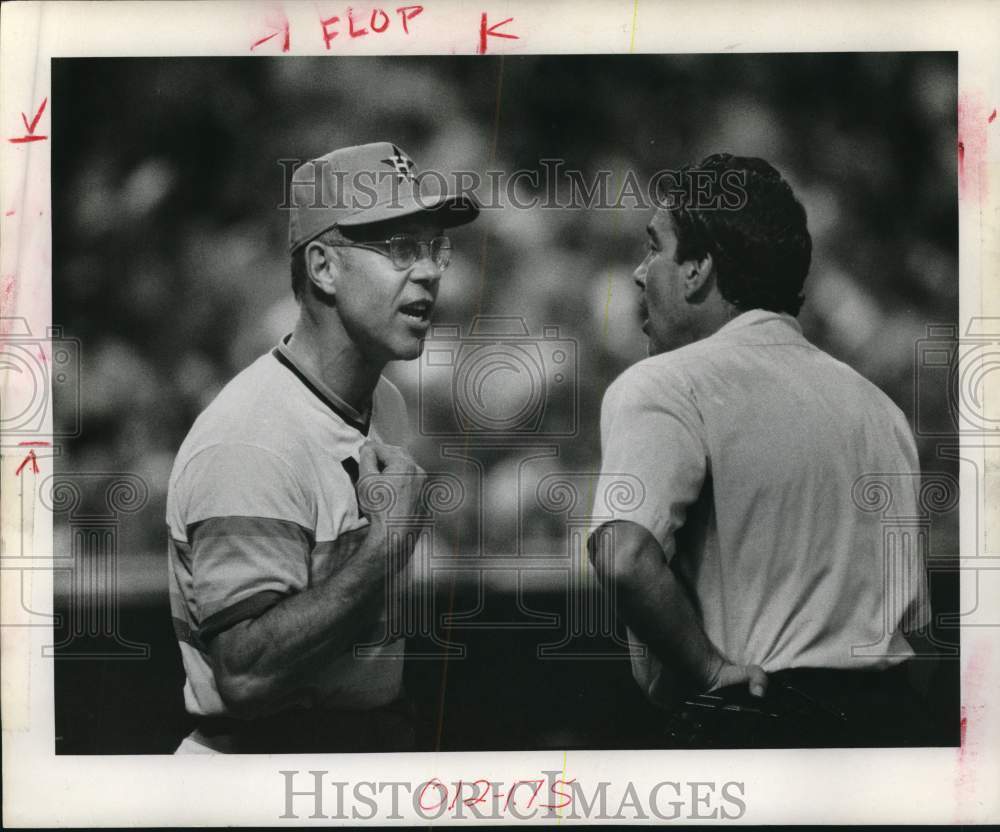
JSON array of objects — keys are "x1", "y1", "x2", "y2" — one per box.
[{"x1": 166, "y1": 143, "x2": 479, "y2": 753}]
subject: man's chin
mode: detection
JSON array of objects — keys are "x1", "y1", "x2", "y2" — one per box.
[{"x1": 390, "y1": 339, "x2": 424, "y2": 362}]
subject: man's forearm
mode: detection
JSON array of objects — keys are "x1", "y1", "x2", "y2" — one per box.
[
  {"x1": 210, "y1": 518, "x2": 407, "y2": 715},
  {"x1": 616, "y1": 553, "x2": 725, "y2": 695},
  {"x1": 589, "y1": 520, "x2": 724, "y2": 698}
]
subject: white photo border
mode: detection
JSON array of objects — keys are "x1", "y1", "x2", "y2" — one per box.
[{"x1": 1, "y1": 0, "x2": 998, "y2": 825}]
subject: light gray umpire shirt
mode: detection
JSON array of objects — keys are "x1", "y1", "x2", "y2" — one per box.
[{"x1": 590, "y1": 309, "x2": 928, "y2": 700}]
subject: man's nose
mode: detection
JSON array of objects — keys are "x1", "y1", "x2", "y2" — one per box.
[
  {"x1": 409, "y1": 255, "x2": 441, "y2": 287},
  {"x1": 633, "y1": 259, "x2": 647, "y2": 288}
]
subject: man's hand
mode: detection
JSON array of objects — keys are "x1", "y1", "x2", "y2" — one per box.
[
  {"x1": 704, "y1": 655, "x2": 769, "y2": 698},
  {"x1": 208, "y1": 442, "x2": 426, "y2": 717},
  {"x1": 590, "y1": 520, "x2": 770, "y2": 707},
  {"x1": 648, "y1": 655, "x2": 768, "y2": 706},
  {"x1": 358, "y1": 441, "x2": 427, "y2": 566},
  {"x1": 358, "y1": 440, "x2": 427, "y2": 517}
]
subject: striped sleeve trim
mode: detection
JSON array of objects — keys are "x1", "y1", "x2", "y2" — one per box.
[
  {"x1": 198, "y1": 590, "x2": 287, "y2": 644},
  {"x1": 187, "y1": 515, "x2": 315, "y2": 546},
  {"x1": 311, "y1": 525, "x2": 370, "y2": 558}
]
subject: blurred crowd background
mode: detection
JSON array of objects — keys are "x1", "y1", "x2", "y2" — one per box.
[{"x1": 52, "y1": 54, "x2": 959, "y2": 752}]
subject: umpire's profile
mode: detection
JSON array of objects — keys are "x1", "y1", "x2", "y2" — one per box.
[
  {"x1": 166, "y1": 143, "x2": 479, "y2": 753},
  {"x1": 588, "y1": 154, "x2": 933, "y2": 747}
]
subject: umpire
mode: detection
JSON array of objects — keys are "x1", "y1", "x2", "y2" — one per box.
[
  {"x1": 166, "y1": 143, "x2": 479, "y2": 753},
  {"x1": 588, "y1": 153, "x2": 934, "y2": 747}
]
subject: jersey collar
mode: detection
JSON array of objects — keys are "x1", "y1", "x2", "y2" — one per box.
[{"x1": 271, "y1": 335, "x2": 371, "y2": 435}]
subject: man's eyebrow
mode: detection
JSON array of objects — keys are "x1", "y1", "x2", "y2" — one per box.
[{"x1": 646, "y1": 224, "x2": 658, "y2": 241}]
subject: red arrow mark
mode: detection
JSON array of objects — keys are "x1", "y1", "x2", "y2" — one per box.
[
  {"x1": 9, "y1": 98, "x2": 47, "y2": 144},
  {"x1": 251, "y1": 11, "x2": 290, "y2": 51},
  {"x1": 15, "y1": 449, "x2": 40, "y2": 476}
]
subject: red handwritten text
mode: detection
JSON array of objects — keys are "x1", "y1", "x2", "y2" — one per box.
[
  {"x1": 320, "y1": 5, "x2": 423, "y2": 46},
  {"x1": 15, "y1": 449, "x2": 40, "y2": 476},
  {"x1": 477, "y1": 13, "x2": 518, "y2": 54},
  {"x1": 8, "y1": 98, "x2": 48, "y2": 144},
  {"x1": 417, "y1": 776, "x2": 577, "y2": 815},
  {"x1": 251, "y1": 9, "x2": 290, "y2": 52}
]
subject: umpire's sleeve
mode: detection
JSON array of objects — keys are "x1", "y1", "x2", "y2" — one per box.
[{"x1": 589, "y1": 364, "x2": 708, "y2": 563}]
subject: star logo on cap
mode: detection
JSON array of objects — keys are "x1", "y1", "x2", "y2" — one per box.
[{"x1": 381, "y1": 144, "x2": 416, "y2": 183}]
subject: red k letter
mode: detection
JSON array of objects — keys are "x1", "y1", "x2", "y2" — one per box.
[{"x1": 477, "y1": 13, "x2": 518, "y2": 54}]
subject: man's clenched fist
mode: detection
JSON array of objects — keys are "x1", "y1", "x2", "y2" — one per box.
[{"x1": 357, "y1": 440, "x2": 428, "y2": 522}]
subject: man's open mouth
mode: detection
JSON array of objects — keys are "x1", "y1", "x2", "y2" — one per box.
[{"x1": 399, "y1": 299, "x2": 432, "y2": 321}]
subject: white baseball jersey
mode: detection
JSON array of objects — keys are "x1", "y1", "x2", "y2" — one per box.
[{"x1": 167, "y1": 335, "x2": 409, "y2": 717}]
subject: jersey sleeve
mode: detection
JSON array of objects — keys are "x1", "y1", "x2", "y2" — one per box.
[
  {"x1": 173, "y1": 442, "x2": 317, "y2": 642},
  {"x1": 590, "y1": 364, "x2": 708, "y2": 562}
]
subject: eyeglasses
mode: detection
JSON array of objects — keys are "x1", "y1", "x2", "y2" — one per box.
[{"x1": 323, "y1": 234, "x2": 452, "y2": 271}]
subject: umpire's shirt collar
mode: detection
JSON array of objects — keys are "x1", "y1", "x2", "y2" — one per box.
[{"x1": 714, "y1": 308, "x2": 804, "y2": 343}]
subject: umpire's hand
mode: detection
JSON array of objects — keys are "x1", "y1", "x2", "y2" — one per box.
[{"x1": 707, "y1": 659, "x2": 769, "y2": 699}]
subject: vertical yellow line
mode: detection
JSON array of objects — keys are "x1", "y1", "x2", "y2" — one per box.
[
  {"x1": 435, "y1": 54, "x2": 507, "y2": 753},
  {"x1": 573, "y1": 4, "x2": 639, "y2": 803},
  {"x1": 477, "y1": 54, "x2": 506, "y2": 309},
  {"x1": 629, "y1": 0, "x2": 640, "y2": 53},
  {"x1": 581, "y1": 0, "x2": 640, "y2": 593},
  {"x1": 602, "y1": 257, "x2": 616, "y2": 342},
  {"x1": 579, "y1": 0, "x2": 642, "y2": 582},
  {"x1": 584, "y1": 164, "x2": 630, "y2": 573},
  {"x1": 557, "y1": 747, "x2": 569, "y2": 823}
]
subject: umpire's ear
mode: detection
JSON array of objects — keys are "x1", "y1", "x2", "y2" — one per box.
[
  {"x1": 681, "y1": 251, "x2": 714, "y2": 301},
  {"x1": 305, "y1": 239, "x2": 339, "y2": 298}
]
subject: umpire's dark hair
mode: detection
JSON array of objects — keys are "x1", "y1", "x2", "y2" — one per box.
[{"x1": 665, "y1": 153, "x2": 811, "y2": 316}]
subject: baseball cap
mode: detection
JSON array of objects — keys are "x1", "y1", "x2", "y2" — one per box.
[{"x1": 287, "y1": 142, "x2": 481, "y2": 251}]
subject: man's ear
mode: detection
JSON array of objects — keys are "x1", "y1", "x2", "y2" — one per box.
[
  {"x1": 682, "y1": 252, "x2": 714, "y2": 301},
  {"x1": 305, "y1": 240, "x2": 338, "y2": 298}
]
